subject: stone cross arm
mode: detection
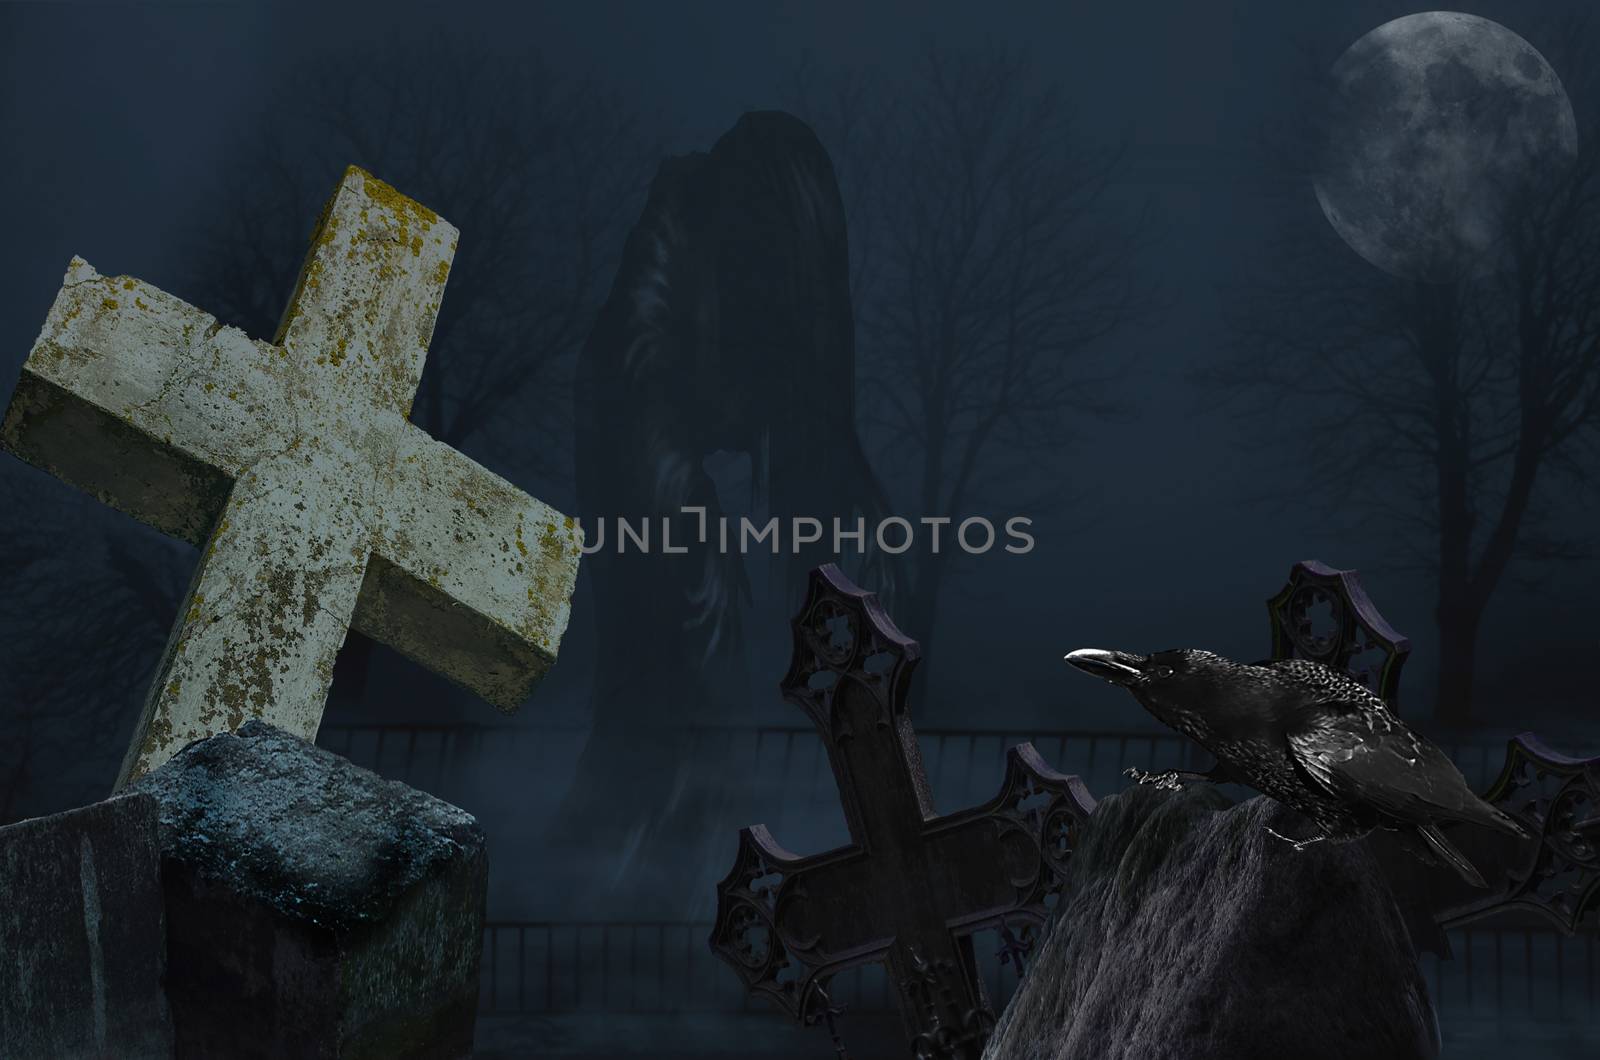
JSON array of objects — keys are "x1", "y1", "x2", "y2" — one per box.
[{"x1": 1, "y1": 167, "x2": 582, "y2": 787}]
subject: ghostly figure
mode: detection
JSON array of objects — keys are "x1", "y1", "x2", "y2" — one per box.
[{"x1": 561, "y1": 112, "x2": 894, "y2": 906}]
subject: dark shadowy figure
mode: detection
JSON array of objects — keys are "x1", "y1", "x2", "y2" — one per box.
[
  {"x1": 559, "y1": 112, "x2": 896, "y2": 906},
  {"x1": 577, "y1": 110, "x2": 894, "y2": 676},
  {"x1": 1064, "y1": 647, "x2": 1530, "y2": 887}
]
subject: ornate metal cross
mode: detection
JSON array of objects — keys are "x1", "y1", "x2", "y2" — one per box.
[
  {"x1": 709, "y1": 565, "x2": 1095, "y2": 1059},
  {"x1": 1268, "y1": 562, "x2": 1599, "y2": 947},
  {"x1": 1267, "y1": 559, "x2": 1412, "y2": 707}
]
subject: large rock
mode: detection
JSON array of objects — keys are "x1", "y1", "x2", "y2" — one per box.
[
  {"x1": 0, "y1": 793, "x2": 174, "y2": 1059},
  {"x1": 984, "y1": 785, "x2": 1439, "y2": 1060},
  {"x1": 127, "y1": 720, "x2": 487, "y2": 1059}
]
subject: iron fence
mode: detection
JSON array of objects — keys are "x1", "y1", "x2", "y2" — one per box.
[
  {"x1": 1433, "y1": 925, "x2": 1600, "y2": 1024},
  {"x1": 476, "y1": 920, "x2": 1022, "y2": 1015},
  {"x1": 327, "y1": 722, "x2": 1600, "y2": 1028},
  {"x1": 319, "y1": 720, "x2": 1592, "y2": 823},
  {"x1": 477, "y1": 919, "x2": 1599, "y2": 1026}
]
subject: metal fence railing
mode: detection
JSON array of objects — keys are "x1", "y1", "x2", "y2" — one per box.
[
  {"x1": 477, "y1": 919, "x2": 1599, "y2": 1027},
  {"x1": 476, "y1": 920, "x2": 1025, "y2": 1016},
  {"x1": 1428, "y1": 924, "x2": 1600, "y2": 1024},
  {"x1": 325, "y1": 721, "x2": 1600, "y2": 918},
  {"x1": 479, "y1": 921, "x2": 742, "y2": 1015},
  {"x1": 322, "y1": 721, "x2": 1579, "y2": 805},
  {"x1": 325, "y1": 722, "x2": 1600, "y2": 1030}
]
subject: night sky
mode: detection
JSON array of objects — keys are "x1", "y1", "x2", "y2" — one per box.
[{"x1": 3, "y1": 0, "x2": 1597, "y2": 757}]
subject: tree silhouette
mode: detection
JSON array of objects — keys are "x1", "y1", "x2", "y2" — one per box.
[
  {"x1": 0, "y1": 471, "x2": 187, "y2": 821},
  {"x1": 789, "y1": 45, "x2": 1151, "y2": 674},
  {"x1": 1216, "y1": 22, "x2": 1600, "y2": 724},
  {"x1": 182, "y1": 42, "x2": 657, "y2": 476}
]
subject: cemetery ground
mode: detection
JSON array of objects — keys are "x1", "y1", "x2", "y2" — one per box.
[{"x1": 466, "y1": 1013, "x2": 1599, "y2": 1059}]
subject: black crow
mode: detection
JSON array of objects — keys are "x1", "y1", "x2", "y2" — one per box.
[{"x1": 1064, "y1": 647, "x2": 1531, "y2": 887}]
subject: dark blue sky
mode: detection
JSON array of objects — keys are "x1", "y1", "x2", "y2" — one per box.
[{"x1": 2, "y1": 0, "x2": 1596, "y2": 730}]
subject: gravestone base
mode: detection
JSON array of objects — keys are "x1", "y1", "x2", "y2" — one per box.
[
  {"x1": 985, "y1": 784, "x2": 1440, "y2": 1060},
  {"x1": 0, "y1": 793, "x2": 174, "y2": 1059},
  {"x1": 130, "y1": 720, "x2": 487, "y2": 1059}
]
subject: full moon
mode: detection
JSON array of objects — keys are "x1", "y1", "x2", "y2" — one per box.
[{"x1": 1314, "y1": 11, "x2": 1578, "y2": 281}]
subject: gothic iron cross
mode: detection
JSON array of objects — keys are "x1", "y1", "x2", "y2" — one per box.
[
  {"x1": 1268, "y1": 562, "x2": 1599, "y2": 948},
  {"x1": 709, "y1": 565, "x2": 1095, "y2": 1059},
  {"x1": 1, "y1": 167, "x2": 582, "y2": 787}
]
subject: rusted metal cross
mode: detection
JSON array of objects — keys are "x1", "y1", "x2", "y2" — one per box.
[{"x1": 709, "y1": 565, "x2": 1095, "y2": 1059}]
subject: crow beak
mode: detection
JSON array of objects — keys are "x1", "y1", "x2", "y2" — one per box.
[{"x1": 1064, "y1": 648, "x2": 1149, "y2": 686}]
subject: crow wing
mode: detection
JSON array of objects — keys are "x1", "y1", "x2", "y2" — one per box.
[
  {"x1": 1284, "y1": 703, "x2": 1511, "y2": 831},
  {"x1": 1258, "y1": 657, "x2": 1394, "y2": 712}
]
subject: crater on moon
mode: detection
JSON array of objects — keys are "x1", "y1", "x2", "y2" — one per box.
[{"x1": 1314, "y1": 11, "x2": 1577, "y2": 282}]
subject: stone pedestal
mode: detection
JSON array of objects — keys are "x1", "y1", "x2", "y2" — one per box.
[
  {"x1": 984, "y1": 785, "x2": 1440, "y2": 1060},
  {"x1": 0, "y1": 793, "x2": 174, "y2": 1059},
  {"x1": 129, "y1": 720, "x2": 487, "y2": 1059}
]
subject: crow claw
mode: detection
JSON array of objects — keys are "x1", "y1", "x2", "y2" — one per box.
[
  {"x1": 1265, "y1": 825, "x2": 1327, "y2": 851},
  {"x1": 1124, "y1": 767, "x2": 1184, "y2": 791}
]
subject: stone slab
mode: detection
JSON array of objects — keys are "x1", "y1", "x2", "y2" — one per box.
[
  {"x1": 0, "y1": 793, "x2": 174, "y2": 1059},
  {"x1": 128, "y1": 720, "x2": 487, "y2": 1059}
]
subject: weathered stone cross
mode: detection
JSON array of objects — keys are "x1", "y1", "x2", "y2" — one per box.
[
  {"x1": 710, "y1": 565, "x2": 1095, "y2": 1058},
  {"x1": 1, "y1": 167, "x2": 582, "y2": 788}
]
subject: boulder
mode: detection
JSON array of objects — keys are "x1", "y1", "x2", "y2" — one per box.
[
  {"x1": 0, "y1": 793, "x2": 174, "y2": 1059},
  {"x1": 127, "y1": 719, "x2": 487, "y2": 1059},
  {"x1": 984, "y1": 785, "x2": 1439, "y2": 1060}
]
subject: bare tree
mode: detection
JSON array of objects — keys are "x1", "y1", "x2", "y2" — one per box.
[
  {"x1": 1218, "y1": 24, "x2": 1600, "y2": 724},
  {"x1": 182, "y1": 42, "x2": 658, "y2": 477},
  {"x1": 0, "y1": 468, "x2": 187, "y2": 821},
  {"x1": 791, "y1": 46, "x2": 1150, "y2": 667},
  {"x1": 783, "y1": 59, "x2": 892, "y2": 315}
]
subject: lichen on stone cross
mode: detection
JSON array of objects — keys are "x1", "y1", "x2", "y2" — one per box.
[{"x1": 0, "y1": 166, "x2": 583, "y2": 789}]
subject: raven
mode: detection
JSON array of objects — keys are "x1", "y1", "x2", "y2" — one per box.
[{"x1": 1064, "y1": 647, "x2": 1531, "y2": 887}]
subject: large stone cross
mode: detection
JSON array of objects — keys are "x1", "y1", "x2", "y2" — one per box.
[
  {"x1": 1, "y1": 166, "x2": 582, "y2": 788},
  {"x1": 710, "y1": 565, "x2": 1095, "y2": 1059}
]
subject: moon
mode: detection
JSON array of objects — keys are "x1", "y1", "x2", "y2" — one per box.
[{"x1": 1314, "y1": 11, "x2": 1578, "y2": 282}]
